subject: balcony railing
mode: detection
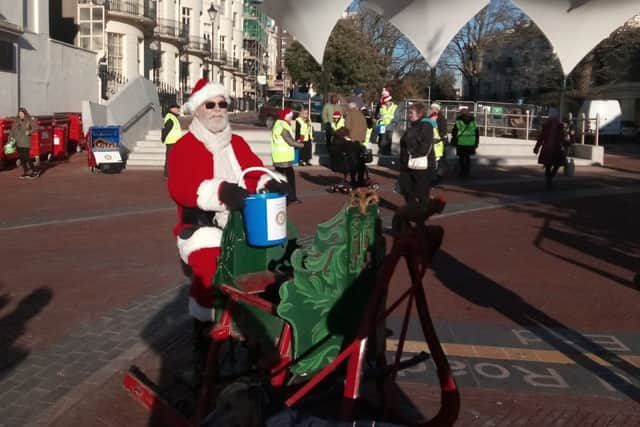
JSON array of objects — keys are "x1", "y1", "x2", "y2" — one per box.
[
  {"x1": 187, "y1": 36, "x2": 211, "y2": 53},
  {"x1": 155, "y1": 18, "x2": 187, "y2": 40},
  {"x1": 211, "y1": 49, "x2": 228, "y2": 63},
  {"x1": 107, "y1": 0, "x2": 156, "y2": 20}
]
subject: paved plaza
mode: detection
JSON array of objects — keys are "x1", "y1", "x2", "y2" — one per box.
[{"x1": 0, "y1": 146, "x2": 639, "y2": 426}]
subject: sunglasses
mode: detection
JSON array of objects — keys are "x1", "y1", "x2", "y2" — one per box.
[{"x1": 204, "y1": 101, "x2": 228, "y2": 110}]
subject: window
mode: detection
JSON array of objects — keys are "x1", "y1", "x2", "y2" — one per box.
[
  {"x1": 182, "y1": 7, "x2": 191, "y2": 34},
  {"x1": 219, "y1": 35, "x2": 226, "y2": 54},
  {"x1": 107, "y1": 32, "x2": 124, "y2": 75},
  {"x1": 233, "y1": 12, "x2": 237, "y2": 27},
  {"x1": 77, "y1": 4, "x2": 104, "y2": 51},
  {"x1": 232, "y1": 44, "x2": 236, "y2": 61},
  {"x1": 0, "y1": 40, "x2": 15, "y2": 72},
  {"x1": 220, "y1": 0, "x2": 226, "y2": 16}
]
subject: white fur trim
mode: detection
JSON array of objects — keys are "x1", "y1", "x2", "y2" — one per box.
[
  {"x1": 256, "y1": 171, "x2": 287, "y2": 192},
  {"x1": 197, "y1": 178, "x2": 226, "y2": 211},
  {"x1": 177, "y1": 226, "x2": 222, "y2": 263},
  {"x1": 185, "y1": 82, "x2": 230, "y2": 114},
  {"x1": 189, "y1": 296, "x2": 216, "y2": 322}
]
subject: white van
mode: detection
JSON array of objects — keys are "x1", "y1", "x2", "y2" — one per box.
[{"x1": 577, "y1": 100, "x2": 623, "y2": 136}]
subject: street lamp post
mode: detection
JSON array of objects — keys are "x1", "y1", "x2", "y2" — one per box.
[{"x1": 207, "y1": 4, "x2": 218, "y2": 83}]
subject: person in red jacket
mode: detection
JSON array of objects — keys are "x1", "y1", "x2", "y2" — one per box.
[{"x1": 168, "y1": 78, "x2": 288, "y2": 383}]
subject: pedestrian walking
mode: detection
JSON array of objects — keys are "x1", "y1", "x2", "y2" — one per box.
[
  {"x1": 162, "y1": 104, "x2": 182, "y2": 178},
  {"x1": 534, "y1": 107, "x2": 568, "y2": 189},
  {"x1": 167, "y1": 78, "x2": 289, "y2": 386},
  {"x1": 398, "y1": 102, "x2": 435, "y2": 206},
  {"x1": 451, "y1": 107, "x2": 479, "y2": 177},
  {"x1": 294, "y1": 108, "x2": 314, "y2": 166},
  {"x1": 321, "y1": 94, "x2": 342, "y2": 145},
  {"x1": 10, "y1": 107, "x2": 40, "y2": 179},
  {"x1": 272, "y1": 108, "x2": 304, "y2": 204}
]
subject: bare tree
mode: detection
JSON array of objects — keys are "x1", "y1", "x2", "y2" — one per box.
[{"x1": 440, "y1": 0, "x2": 522, "y2": 100}]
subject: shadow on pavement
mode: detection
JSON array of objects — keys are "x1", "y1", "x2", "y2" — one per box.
[
  {"x1": 0, "y1": 287, "x2": 53, "y2": 381},
  {"x1": 432, "y1": 251, "x2": 640, "y2": 402},
  {"x1": 523, "y1": 194, "x2": 640, "y2": 292}
]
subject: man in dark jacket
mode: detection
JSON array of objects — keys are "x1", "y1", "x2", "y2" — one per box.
[{"x1": 451, "y1": 107, "x2": 479, "y2": 177}]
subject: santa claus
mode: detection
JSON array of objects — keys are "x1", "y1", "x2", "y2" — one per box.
[{"x1": 168, "y1": 78, "x2": 288, "y2": 377}]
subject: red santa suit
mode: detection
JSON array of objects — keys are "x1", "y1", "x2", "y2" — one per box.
[{"x1": 168, "y1": 80, "x2": 276, "y2": 321}]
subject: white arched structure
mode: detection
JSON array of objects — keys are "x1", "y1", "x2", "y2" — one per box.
[{"x1": 261, "y1": 0, "x2": 639, "y2": 75}]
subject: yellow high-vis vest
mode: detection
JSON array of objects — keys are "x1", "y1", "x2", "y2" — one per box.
[
  {"x1": 422, "y1": 117, "x2": 444, "y2": 159},
  {"x1": 331, "y1": 117, "x2": 345, "y2": 131},
  {"x1": 163, "y1": 113, "x2": 181, "y2": 145},
  {"x1": 295, "y1": 117, "x2": 314, "y2": 141},
  {"x1": 271, "y1": 119, "x2": 294, "y2": 163},
  {"x1": 379, "y1": 103, "x2": 398, "y2": 126}
]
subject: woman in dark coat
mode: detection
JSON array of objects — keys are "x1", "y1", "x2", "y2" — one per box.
[
  {"x1": 534, "y1": 108, "x2": 566, "y2": 189},
  {"x1": 398, "y1": 102, "x2": 435, "y2": 206}
]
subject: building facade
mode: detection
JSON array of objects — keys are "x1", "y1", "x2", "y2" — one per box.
[
  {"x1": 0, "y1": 0, "x2": 98, "y2": 117},
  {"x1": 58, "y1": 0, "x2": 252, "y2": 110}
]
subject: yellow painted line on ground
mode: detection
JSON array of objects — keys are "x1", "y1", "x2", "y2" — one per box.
[{"x1": 387, "y1": 339, "x2": 640, "y2": 368}]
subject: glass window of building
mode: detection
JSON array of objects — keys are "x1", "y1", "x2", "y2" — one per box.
[
  {"x1": 107, "y1": 32, "x2": 124, "y2": 75},
  {"x1": 77, "y1": 4, "x2": 104, "y2": 51}
]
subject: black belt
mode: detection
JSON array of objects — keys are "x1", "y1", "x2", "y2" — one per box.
[{"x1": 182, "y1": 207, "x2": 215, "y2": 226}]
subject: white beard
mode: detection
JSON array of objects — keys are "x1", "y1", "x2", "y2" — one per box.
[
  {"x1": 199, "y1": 114, "x2": 229, "y2": 133},
  {"x1": 189, "y1": 116, "x2": 232, "y2": 154}
]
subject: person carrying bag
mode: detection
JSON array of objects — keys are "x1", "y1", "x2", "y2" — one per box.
[{"x1": 398, "y1": 103, "x2": 435, "y2": 206}]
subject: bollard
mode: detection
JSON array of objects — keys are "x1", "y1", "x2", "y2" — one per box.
[
  {"x1": 595, "y1": 114, "x2": 600, "y2": 146},
  {"x1": 525, "y1": 110, "x2": 530, "y2": 141},
  {"x1": 580, "y1": 113, "x2": 586, "y2": 144}
]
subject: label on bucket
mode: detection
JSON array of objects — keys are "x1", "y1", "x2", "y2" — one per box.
[{"x1": 266, "y1": 196, "x2": 287, "y2": 241}]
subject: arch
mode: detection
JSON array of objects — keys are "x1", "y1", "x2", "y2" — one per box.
[
  {"x1": 362, "y1": 0, "x2": 490, "y2": 68},
  {"x1": 510, "y1": 0, "x2": 640, "y2": 75},
  {"x1": 262, "y1": 0, "x2": 352, "y2": 65}
]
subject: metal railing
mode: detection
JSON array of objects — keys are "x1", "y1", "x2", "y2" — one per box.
[
  {"x1": 399, "y1": 99, "x2": 603, "y2": 145},
  {"x1": 187, "y1": 36, "x2": 210, "y2": 53},
  {"x1": 99, "y1": 68, "x2": 128, "y2": 100},
  {"x1": 107, "y1": 0, "x2": 156, "y2": 20},
  {"x1": 154, "y1": 18, "x2": 187, "y2": 40}
]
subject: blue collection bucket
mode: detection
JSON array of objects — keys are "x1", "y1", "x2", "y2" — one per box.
[
  {"x1": 239, "y1": 167, "x2": 288, "y2": 247},
  {"x1": 293, "y1": 148, "x2": 300, "y2": 166}
]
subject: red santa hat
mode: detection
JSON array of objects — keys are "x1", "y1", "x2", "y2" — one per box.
[
  {"x1": 279, "y1": 108, "x2": 293, "y2": 120},
  {"x1": 184, "y1": 78, "x2": 230, "y2": 114},
  {"x1": 381, "y1": 95, "x2": 392, "y2": 104},
  {"x1": 332, "y1": 111, "x2": 342, "y2": 120}
]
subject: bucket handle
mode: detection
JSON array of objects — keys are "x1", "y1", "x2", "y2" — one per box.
[{"x1": 238, "y1": 166, "x2": 285, "y2": 187}]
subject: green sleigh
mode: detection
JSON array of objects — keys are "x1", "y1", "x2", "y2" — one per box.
[{"x1": 211, "y1": 192, "x2": 384, "y2": 377}]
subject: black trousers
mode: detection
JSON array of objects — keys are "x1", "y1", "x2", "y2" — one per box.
[
  {"x1": 398, "y1": 169, "x2": 432, "y2": 206},
  {"x1": 275, "y1": 166, "x2": 297, "y2": 202},
  {"x1": 458, "y1": 154, "x2": 471, "y2": 176},
  {"x1": 300, "y1": 140, "x2": 313, "y2": 163},
  {"x1": 324, "y1": 123, "x2": 333, "y2": 145},
  {"x1": 18, "y1": 147, "x2": 35, "y2": 174},
  {"x1": 377, "y1": 132, "x2": 392, "y2": 155},
  {"x1": 545, "y1": 164, "x2": 560, "y2": 188},
  {"x1": 164, "y1": 143, "x2": 174, "y2": 177}
]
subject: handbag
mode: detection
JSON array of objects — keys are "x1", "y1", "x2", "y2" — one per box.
[
  {"x1": 407, "y1": 144, "x2": 433, "y2": 171},
  {"x1": 564, "y1": 157, "x2": 575, "y2": 177},
  {"x1": 4, "y1": 137, "x2": 16, "y2": 155}
]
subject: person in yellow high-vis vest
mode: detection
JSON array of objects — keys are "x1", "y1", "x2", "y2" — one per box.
[
  {"x1": 429, "y1": 103, "x2": 448, "y2": 186},
  {"x1": 295, "y1": 108, "x2": 314, "y2": 166},
  {"x1": 377, "y1": 95, "x2": 398, "y2": 155},
  {"x1": 162, "y1": 104, "x2": 182, "y2": 178},
  {"x1": 272, "y1": 108, "x2": 304, "y2": 203},
  {"x1": 330, "y1": 111, "x2": 345, "y2": 141},
  {"x1": 451, "y1": 107, "x2": 479, "y2": 177}
]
